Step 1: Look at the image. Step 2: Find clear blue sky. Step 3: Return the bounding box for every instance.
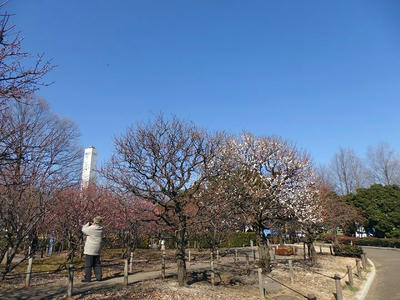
[8,0,400,166]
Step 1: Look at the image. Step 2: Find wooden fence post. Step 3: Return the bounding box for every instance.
[329,246,333,255]
[129,252,134,273]
[25,257,33,287]
[347,265,354,287]
[319,245,322,254]
[258,268,264,298]
[361,253,367,270]
[271,247,276,261]
[216,249,219,261]
[303,243,306,260]
[67,264,74,298]
[356,259,362,277]
[124,259,128,286]
[188,250,191,262]
[288,260,294,283]
[250,240,254,248]
[253,247,257,261]
[245,253,250,275]
[161,250,166,279]
[210,252,215,286]
[334,274,342,300]
[235,249,238,262]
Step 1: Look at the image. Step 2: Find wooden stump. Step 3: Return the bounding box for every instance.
[334,274,342,300]
[347,265,353,287]
[25,257,33,288]
[67,264,74,298]
[124,259,128,286]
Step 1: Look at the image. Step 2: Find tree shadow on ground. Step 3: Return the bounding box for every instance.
[186,271,209,285]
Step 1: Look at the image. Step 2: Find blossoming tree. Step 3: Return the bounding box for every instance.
[218,133,320,272]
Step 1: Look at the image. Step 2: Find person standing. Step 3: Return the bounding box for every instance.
[81,216,103,282]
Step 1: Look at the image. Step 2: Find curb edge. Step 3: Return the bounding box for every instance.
[354,258,375,300]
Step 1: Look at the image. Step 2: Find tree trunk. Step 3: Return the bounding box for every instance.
[333,229,339,245]
[2,246,17,280]
[212,228,217,257]
[256,228,271,273]
[278,230,284,246]
[176,225,187,286]
[307,242,317,265]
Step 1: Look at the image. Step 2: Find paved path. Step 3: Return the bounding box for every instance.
[0,262,215,300]
[363,247,400,300]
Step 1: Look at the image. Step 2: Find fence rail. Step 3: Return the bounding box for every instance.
[1,245,369,299]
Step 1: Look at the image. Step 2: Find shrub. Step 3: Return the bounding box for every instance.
[354,237,400,248]
[386,229,400,239]
[320,234,360,245]
[268,235,280,244]
[220,232,256,248]
[187,232,257,249]
[333,245,363,258]
[137,237,150,249]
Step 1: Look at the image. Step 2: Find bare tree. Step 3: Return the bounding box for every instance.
[366,142,400,186]
[315,164,335,189]
[0,97,81,278]
[104,115,224,286]
[330,148,367,195]
[0,2,53,105]
[319,185,364,244]
[193,176,247,256]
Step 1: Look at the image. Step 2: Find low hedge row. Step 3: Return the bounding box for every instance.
[220,232,256,248]
[186,232,257,249]
[354,237,400,248]
[333,245,363,258]
[320,234,360,245]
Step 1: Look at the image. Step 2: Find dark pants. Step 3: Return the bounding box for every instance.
[85,255,102,281]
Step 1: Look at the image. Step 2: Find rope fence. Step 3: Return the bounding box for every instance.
[262,271,311,299]
[1,246,370,300]
[205,246,368,300]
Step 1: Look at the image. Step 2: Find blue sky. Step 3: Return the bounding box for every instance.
[8,0,400,166]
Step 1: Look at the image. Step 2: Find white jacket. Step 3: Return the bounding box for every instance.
[82,223,103,255]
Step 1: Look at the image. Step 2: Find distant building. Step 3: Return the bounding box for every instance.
[355,225,367,238]
[81,146,97,188]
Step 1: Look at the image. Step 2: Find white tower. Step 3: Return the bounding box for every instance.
[81,146,98,188]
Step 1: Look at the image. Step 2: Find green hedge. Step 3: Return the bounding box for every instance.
[386,229,400,239]
[354,237,400,248]
[137,237,151,249]
[220,232,256,248]
[319,234,359,245]
[187,232,256,249]
[333,245,363,258]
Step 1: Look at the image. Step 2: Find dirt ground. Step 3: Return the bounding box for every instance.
[1,246,369,300]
